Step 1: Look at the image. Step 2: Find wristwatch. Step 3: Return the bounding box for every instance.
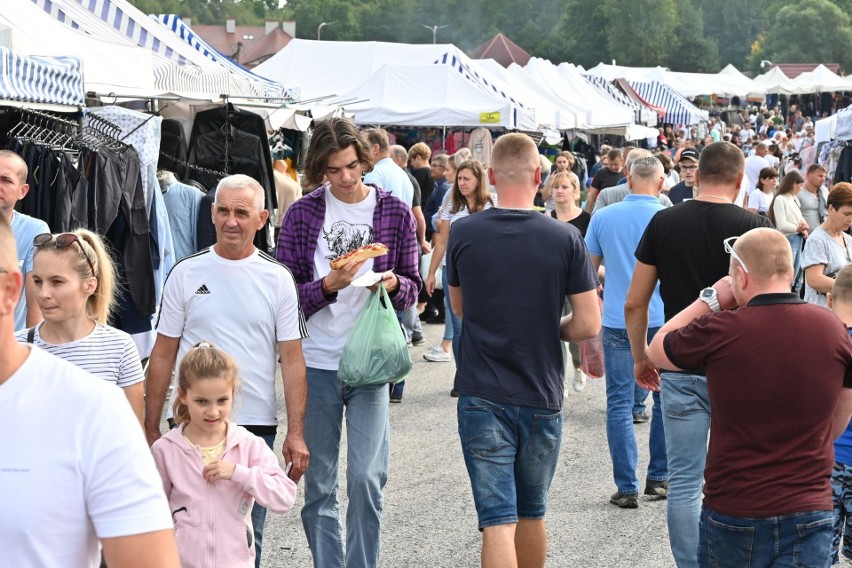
[699,287,721,312]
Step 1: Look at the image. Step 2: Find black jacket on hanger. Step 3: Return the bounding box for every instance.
[158,118,187,179]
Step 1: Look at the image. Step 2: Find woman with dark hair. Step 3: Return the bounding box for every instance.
[802,183,852,307]
[423,160,494,383]
[769,171,808,285]
[747,167,778,215]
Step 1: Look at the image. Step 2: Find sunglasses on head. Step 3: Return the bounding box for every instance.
[33,233,96,276]
[723,236,749,274]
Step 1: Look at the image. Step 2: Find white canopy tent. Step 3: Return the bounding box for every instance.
[585,63,659,83]
[794,64,852,93]
[0,0,160,97]
[652,68,757,99]
[518,59,636,130]
[333,63,529,129]
[255,39,460,102]
[474,58,568,130]
[31,0,276,99]
[548,62,636,127]
[753,67,804,95]
[717,64,765,99]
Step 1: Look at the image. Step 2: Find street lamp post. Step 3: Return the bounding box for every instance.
[422,24,449,44]
[318,21,336,40]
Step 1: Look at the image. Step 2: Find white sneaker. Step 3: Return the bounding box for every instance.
[423,346,452,362]
[572,368,587,392]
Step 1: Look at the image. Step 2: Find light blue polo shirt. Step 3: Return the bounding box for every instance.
[11,210,50,331]
[585,194,665,329]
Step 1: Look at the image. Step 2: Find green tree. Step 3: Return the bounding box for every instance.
[602,0,677,67]
[757,0,852,72]
[285,0,362,40]
[553,0,611,69]
[670,0,719,72]
[702,0,769,70]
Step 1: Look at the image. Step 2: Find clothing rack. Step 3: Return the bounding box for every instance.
[159,151,228,180]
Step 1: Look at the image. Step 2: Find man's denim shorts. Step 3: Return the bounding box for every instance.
[457,395,563,529]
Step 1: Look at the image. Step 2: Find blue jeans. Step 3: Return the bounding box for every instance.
[250,433,276,568]
[457,396,562,528]
[698,507,833,568]
[441,268,453,342]
[301,367,390,568]
[442,268,462,360]
[661,372,711,568]
[787,233,804,287]
[602,327,667,495]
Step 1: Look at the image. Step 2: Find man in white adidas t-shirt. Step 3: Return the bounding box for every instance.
[145,174,308,567]
[0,214,179,568]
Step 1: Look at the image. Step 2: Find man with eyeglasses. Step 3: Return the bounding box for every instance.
[646,227,852,568]
[668,149,699,205]
[0,150,49,331]
[625,141,773,568]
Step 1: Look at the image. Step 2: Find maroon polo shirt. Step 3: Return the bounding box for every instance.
[664,293,852,517]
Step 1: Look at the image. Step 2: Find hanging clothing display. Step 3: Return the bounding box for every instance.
[87,107,162,210]
[159,170,204,261]
[468,128,493,168]
[186,103,277,252]
[5,108,159,335]
[158,118,188,178]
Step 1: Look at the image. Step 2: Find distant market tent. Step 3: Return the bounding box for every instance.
[469,33,531,68]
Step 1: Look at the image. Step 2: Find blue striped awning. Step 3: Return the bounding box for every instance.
[31,0,289,99]
[156,14,296,101]
[628,80,707,125]
[0,47,84,106]
[436,52,529,111]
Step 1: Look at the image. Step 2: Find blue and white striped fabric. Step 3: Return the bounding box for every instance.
[156,14,296,101]
[628,80,706,125]
[436,51,529,111]
[31,0,288,99]
[0,47,84,106]
[584,76,638,111]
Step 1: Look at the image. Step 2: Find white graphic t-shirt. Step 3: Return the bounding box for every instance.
[303,187,377,369]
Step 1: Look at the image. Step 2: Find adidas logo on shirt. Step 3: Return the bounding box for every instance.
[195,285,211,295]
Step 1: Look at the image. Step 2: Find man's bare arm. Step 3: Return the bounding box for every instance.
[101,529,180,568]
[279,339,309,482]
[144,335,180,446]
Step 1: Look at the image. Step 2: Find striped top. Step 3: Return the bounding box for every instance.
[14,322,145,388]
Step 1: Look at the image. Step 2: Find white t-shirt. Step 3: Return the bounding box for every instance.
[0,346,172,568]
[744,155,770,193]
[302,187,376,369]
[14,322,144,388]
[157,247,307,425]
[747,189,774,214]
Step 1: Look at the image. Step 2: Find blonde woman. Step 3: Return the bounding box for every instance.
[15,230,145,424]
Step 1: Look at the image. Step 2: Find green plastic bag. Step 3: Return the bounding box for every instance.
[339,286,412,387]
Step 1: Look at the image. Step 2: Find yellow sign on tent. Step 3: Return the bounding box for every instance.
[479,111,501,124]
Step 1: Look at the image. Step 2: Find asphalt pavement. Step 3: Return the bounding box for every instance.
[260,321,675,567]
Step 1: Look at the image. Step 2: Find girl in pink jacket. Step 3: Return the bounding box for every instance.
[152,342,297,568]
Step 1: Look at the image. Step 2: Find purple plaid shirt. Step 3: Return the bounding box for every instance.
[276,184,421,319]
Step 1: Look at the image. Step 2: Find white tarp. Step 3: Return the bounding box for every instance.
[333,64,522,128]
[255,39,460,101]
[553,61,636,126]
[1,0,159,96]
[717,64,765,99]
[794,64,852,93]
[31,0,271,99]
[474,58,569,130]
[753,67,804,95]
[585,63,659,83]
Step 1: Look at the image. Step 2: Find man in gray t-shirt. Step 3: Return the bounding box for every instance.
[798,164,829,230]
